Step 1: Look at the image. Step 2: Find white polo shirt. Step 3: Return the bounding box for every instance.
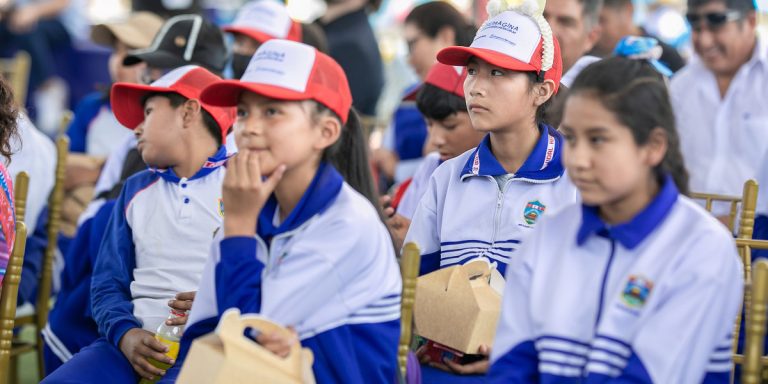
[670,38,768,216]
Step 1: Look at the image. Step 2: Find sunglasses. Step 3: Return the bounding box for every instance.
[685,10,742,30]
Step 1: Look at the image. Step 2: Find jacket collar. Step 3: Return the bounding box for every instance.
[460,124,565,183]
[577,175,679,250]
[257,162,343,242]
[150,146,230,183]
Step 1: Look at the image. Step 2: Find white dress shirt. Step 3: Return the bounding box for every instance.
[671,38,768,216]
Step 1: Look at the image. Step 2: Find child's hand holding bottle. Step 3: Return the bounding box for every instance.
[166,291,196,326]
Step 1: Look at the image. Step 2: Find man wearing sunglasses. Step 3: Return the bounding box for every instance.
[670,0,765,222]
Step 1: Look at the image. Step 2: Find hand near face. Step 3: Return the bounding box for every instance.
[222,150,286,238]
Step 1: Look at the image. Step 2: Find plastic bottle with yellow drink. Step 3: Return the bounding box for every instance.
[138,309,186,384]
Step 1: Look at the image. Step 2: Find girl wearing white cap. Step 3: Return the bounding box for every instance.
[160,40,402,383]
[403,0,578,380]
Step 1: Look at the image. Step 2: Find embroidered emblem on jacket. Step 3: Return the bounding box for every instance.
[523,200,546,225]
[621,275,653,308]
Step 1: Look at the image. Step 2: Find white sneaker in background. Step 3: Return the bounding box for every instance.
[34,77,68,136]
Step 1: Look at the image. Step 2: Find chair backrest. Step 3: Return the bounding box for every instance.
[0,51,30,107]
[0,221,28,384]
[732,239,768,381]
[690,180,758,239]
[742,258,768,384]
[737,180,758,240]
[398,242,421,381]
[34,134,68,346]
[13,172,29,224]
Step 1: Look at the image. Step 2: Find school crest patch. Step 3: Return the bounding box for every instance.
[523,200,546,225]
[621,275,653,308]
[218,198,225,218]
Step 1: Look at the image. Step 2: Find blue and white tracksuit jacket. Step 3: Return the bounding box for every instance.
[397,152,441,220]
[42,199,116,373]
[404,124,579,277]
[161,163,402,383]
[489,176,743,383]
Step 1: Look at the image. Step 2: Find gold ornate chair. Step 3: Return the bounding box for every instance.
[690,179,758,239]
[0,51,30,107]
[11,130,69,379]
[741,258,768,384]
[13,172,28,224]
[0,221,28,384]
[732,239,768,384]
[398,242,421,382]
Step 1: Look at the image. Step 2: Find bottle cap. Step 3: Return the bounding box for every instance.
[171,309,188,317]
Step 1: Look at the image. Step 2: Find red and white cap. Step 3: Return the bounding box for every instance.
[201,40,352,123]
[223,0,302,44]
[111,65,236,141]
[437,6,562,93]
[404,63,467,101]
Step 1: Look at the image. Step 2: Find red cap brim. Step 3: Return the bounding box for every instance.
[223,26,275,44]
[437,46,537,72]
[201,80,311,107]
[402,85,422,102]
[111,82,176,129]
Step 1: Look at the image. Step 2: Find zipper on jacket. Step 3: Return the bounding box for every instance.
[595,239,617,328]
[488,178,514,251]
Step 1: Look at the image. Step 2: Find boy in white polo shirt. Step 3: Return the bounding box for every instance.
[42,65,235,383]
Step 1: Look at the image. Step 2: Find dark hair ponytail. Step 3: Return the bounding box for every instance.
[569,57,689,195]
[314,103,380,213]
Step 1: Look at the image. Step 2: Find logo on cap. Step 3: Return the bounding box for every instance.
[482,20,520,35]
[254,50,286,63]
[472,11,540,66]
[241,40,315,93]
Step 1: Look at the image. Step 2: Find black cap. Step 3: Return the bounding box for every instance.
[123,14,228,75]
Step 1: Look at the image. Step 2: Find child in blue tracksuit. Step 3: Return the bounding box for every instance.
[42,199,115,373]
[488,56,743,383]
[42,65,236,383]
[160,39,402,383]
[386,63,486,250]
[403,0,578,380]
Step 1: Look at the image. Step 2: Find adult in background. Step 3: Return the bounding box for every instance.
[544,0,603,86]
[315,0,384,118]
[595,0,685,72]
[0,0,89,135]
[374,1,476,189]
[67,11,164,157]
[670,0,765,221]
